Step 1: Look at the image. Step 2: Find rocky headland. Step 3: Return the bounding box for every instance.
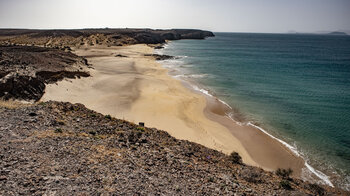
[0,28,215,48]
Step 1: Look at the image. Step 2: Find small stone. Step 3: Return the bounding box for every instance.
[0,176,7,181]
[29,112,37,116]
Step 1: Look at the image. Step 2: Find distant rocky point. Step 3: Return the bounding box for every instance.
[287,30,348,36]
[327,31,348,35]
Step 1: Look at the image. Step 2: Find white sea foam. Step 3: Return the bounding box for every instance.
[191,85,232,109]
[192,85,213,97]
[187,74,207,78]
[175,74,210,79]
[304,162,334,187]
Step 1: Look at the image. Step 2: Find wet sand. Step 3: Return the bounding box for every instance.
[41,44,305,177]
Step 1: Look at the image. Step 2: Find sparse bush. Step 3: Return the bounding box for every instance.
[105,114,112,120]
[308,183,325,195]
[136,127,145,131]
[280,180,292,190]
[229,152,242,164]
[276,168,293,179]
[38,102,46,106]
[54,128,63,133]
[90,113,96,118]
[241,168,262,183]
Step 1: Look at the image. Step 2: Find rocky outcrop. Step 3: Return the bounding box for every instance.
[0,101,346,195]
[144,54,176,60]
[172,29,215,39]
[0,45,89,101]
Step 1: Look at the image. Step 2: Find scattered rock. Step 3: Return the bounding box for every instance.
[115,54,128,58]
[144,54,175,60]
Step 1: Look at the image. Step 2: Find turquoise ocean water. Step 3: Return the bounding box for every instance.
[158,33,350,189]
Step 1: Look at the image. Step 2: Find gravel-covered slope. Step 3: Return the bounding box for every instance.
[0,101,346,195]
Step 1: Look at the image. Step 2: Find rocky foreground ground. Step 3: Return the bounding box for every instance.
[0,101,347,195]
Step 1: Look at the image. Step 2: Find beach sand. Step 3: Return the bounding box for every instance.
[41,44,305,176]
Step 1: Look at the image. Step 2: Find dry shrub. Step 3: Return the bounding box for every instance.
[0,99,30,109]
[241,167,263,183]
[307,183,325,195]
[229,152,242,164]
[276,168,293,179]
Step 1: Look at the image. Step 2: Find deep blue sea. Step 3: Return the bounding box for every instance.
[158,33,350,189]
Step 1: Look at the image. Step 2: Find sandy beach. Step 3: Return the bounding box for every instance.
[41,44,305,176]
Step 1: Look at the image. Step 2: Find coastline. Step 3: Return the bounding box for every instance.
[158,41,336,187]
[42,44,309,180]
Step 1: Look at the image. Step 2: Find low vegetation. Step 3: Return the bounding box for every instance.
[276,168,293,179]
[280,180,292,190]
[229,152,243,164]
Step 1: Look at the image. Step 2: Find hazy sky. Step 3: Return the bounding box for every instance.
[0,0,349,33]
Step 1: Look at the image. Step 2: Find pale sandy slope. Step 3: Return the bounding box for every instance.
[42,44,307,176]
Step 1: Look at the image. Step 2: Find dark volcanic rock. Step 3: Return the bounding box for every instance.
[115,54,128,58]
[0,101,346,195]
[173,29,215,39]
[0,75,45,100]
[154,45,164,49]
[144,54,176,60]
[0,45,89,101]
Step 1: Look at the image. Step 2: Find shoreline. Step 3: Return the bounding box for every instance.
[174,75,334,186]
[158,42,335,187]
[41,44,329,184]
[174,77,306,176]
